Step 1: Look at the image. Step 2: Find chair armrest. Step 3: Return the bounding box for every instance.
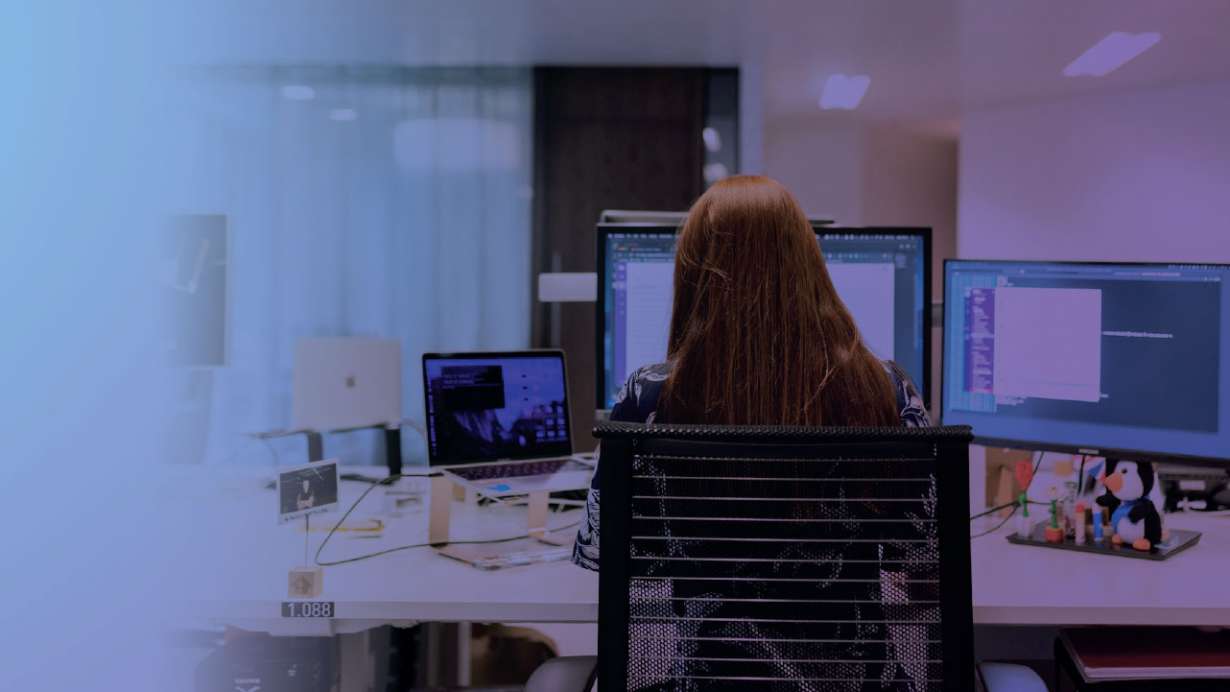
[526,655,598,692]
[977,662,1047,692]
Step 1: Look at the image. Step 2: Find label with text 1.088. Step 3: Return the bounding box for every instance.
[281,601,334,618]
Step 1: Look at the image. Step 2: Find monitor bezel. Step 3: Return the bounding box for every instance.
[595,224,933,411]
[940,258,1230,467]
[421,349,573,467]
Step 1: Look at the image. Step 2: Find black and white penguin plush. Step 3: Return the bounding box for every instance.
[1097,459,1164,551]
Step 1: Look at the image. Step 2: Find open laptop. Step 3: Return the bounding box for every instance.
[421,350,593,497]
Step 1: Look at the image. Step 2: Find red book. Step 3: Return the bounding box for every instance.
[1062,627,1230,681]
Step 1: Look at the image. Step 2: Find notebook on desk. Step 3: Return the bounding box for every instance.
[1061,627,1230,681]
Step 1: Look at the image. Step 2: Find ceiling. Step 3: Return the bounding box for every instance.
[184,0,1230,125]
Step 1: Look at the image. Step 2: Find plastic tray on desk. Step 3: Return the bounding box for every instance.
[1006,524,1202,561]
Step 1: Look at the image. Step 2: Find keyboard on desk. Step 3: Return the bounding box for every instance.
[446,458,586,482]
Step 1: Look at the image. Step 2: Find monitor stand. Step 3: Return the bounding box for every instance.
[427,480,572,547]
[527,491,571,546]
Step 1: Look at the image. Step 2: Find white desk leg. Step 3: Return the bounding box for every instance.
[456,622,472,687]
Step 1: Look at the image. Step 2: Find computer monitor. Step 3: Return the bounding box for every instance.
[942,260,1230,465]
[596,225,931,409]
[422,351,573,466]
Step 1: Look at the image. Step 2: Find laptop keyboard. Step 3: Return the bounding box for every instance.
[448,458,585,482]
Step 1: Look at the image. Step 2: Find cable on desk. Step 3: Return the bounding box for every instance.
[971,451,1050,539]
[314,474,583,567]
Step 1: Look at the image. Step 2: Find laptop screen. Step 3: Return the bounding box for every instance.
[422,352,572,465]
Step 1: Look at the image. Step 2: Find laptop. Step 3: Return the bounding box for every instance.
[421,350,593,497]
[292,337,401,432]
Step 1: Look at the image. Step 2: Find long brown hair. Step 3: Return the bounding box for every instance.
[659,175,899,426]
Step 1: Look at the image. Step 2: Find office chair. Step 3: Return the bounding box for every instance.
[528,422,1045,692]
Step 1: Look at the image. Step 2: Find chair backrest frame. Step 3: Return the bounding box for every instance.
[596,422,974,691]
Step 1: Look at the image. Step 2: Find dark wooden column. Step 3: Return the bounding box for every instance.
[531,67,709,449]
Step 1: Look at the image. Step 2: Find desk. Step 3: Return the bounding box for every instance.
[180,467,1230,636]
[178,467,597,637]
[971,512,1230,626]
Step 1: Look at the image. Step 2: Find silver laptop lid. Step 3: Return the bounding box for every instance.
[292,337,402,432]
[422,350,573,466]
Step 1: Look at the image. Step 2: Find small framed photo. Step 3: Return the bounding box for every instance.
[277,460,340,523]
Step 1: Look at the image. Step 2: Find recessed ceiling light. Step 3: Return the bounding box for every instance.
[1063,32,1161,77]
[281,84,316,101]
[329,108,358,122]
[819,74,871,110]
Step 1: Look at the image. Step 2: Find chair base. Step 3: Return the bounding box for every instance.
[978,662,1048,692]
[525,655,597,692]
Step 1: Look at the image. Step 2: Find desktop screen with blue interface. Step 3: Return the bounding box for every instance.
[598,229,929,409]
[423,354,571,464]
[942,261,1229,462]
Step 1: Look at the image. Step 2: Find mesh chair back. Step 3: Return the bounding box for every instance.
[595,423,973,692]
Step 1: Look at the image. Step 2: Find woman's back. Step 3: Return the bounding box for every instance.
[572,359,929,570]
[572,175,931,571]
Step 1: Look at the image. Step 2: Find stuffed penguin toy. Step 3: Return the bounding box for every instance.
[1096,460,1163,551]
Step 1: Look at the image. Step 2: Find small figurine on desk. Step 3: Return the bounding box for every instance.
[1097,459,1163,552]
[1074,501,1088,544]
[1014,491,1032,538]
[1013,460,1035,538]
[1044,489,1064,544]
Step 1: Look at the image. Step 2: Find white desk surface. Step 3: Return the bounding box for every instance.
[181,465,1230,635]
[179,466,598,636]
[971,510,1230,627]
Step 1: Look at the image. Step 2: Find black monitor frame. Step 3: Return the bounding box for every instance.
[595,224,933,410]
[940,258,1230,468]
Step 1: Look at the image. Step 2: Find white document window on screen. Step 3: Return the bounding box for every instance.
[991,287,1103,403]
[624,261,674,371]
[828,262,896,361]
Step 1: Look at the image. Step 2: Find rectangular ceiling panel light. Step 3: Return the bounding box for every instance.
[1063,32,1161,77]
[819,74,871,110]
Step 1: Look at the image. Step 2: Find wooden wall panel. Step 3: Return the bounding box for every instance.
[532,67,708,449]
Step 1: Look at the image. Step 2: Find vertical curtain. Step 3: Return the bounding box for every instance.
[176,67,533,466]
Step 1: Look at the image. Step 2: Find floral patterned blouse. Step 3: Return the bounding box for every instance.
[572,360,931,570]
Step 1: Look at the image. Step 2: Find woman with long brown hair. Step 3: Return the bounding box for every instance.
[573,175,928,570]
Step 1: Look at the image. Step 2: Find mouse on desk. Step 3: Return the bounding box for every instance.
[1098,459,1164,552]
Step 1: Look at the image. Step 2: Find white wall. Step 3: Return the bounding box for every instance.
[764,117,957,292]
[959,79,1230,263]
[764,116,958,413]
[763,116,866,223]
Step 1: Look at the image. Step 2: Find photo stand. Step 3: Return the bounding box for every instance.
[1007,523,1202,561]
[288,514,324,598]
[278,460,339,597]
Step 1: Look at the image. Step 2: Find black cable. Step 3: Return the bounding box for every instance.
[314,474,582,567]
[970,451,1047,539]
[971,504,1017,540]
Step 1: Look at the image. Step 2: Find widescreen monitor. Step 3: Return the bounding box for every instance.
[942,260,1230,465]
[596,226,931,409]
